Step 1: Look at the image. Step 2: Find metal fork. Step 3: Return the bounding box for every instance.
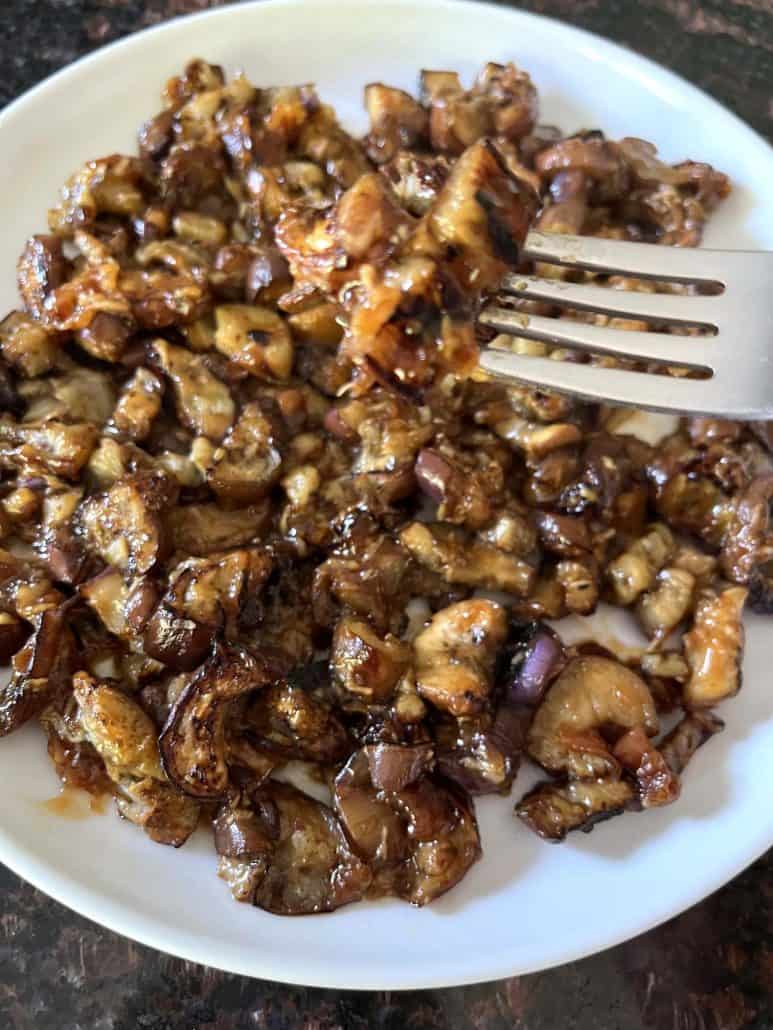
[478,231,773,419]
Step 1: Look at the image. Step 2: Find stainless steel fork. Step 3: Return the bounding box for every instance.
[478,231,773,419]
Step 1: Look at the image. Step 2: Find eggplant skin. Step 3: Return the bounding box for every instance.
[333,747,481,907]
[159,645,272,800]
[0,607,74,737]
[516,778,635,842]
[217,782,372,916]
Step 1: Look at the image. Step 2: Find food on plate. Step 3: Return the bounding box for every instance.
[0,57,763,915]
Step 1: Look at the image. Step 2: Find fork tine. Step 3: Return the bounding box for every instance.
[477,348,721,414]
[498,273,722,329]
[479,304,715,370]
[522,230,727,284]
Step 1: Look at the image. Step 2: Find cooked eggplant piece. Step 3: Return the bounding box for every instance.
[150,339,235,441]
[381,150,451,215]
[73,670,163,780]
[534,512,590,558]
[114,776,200,847]
[0,606,75,736]
[414,445,504,530]
[637,566,696,644]
[434,703,527,795]
[215,794,280,901]
[19,365,116,427]
[80,568,159,642]
[0,416,99,480]
[0,548,64,619]
[720,474,773,585]
[79,469,177,575]
[17,234,67,320]
[352,396,434,476]
[516,778,635,842]
[399,521,536,596]
[394,776,480,906]
[159,645,272,799]
[413,599,508,716]
[70,674,201,847]
[365,742,435,792]
[330,616,410,703]
[213,305,293,379]
[489,415,582,463]
[244,681,350,762]
[612,725,680,808]
[109,367,164,442]
[166,501,271,556]
[75,312,133,362]
[0,311,60,377]
[142,604,214,673]
[498,621,566,708]
[215,794,278,862]
[555,559,599,615]
[334,749,409,866]
[607,524,674,605]
[44,719,112,796]
[312,527,415,633]
[144,547,271,670]
[206,403,283,504]
[474,62,539,140]
[333,748,480,904]
[421,64,538,154]
[659,709,724,774]
[237,781,372,915]
[410,138,539,291]
[527,656,659,778]
[434,621,563,795]
[683,586,747,708]
[364,83,428,164]
[640,650,689,684]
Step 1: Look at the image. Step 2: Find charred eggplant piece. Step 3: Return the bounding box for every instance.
[0,606,75,737]
[143,547,272,671]
[517,778,635,842]
[159,645,272,799]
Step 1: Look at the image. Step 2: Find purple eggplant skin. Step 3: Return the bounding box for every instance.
[498,620,566,708]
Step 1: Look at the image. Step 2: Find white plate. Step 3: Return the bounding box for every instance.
[0,0,772,991]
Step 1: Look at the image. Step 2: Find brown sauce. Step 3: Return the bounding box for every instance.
[39,784,109,820]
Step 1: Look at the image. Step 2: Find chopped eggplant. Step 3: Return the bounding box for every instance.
[517,778,635,842]
[683,586,747,708]
[527,656,659,778]
[330,616,410,703]
[159,645,272,799]
[400,522,536,596]
[413,599,508,716]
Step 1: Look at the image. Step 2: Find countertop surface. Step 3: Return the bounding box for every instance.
[0,1,771,1027]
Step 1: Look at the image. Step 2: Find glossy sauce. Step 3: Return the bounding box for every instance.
[39,785,109,820]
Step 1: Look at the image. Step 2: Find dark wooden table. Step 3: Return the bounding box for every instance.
[0,2,771,1027]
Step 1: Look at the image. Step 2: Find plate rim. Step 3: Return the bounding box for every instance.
[0,0,771,990]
